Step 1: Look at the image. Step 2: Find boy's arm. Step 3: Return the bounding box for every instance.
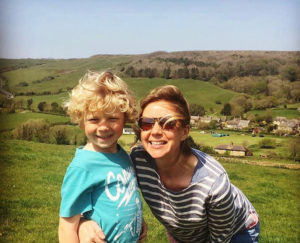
[78,219,106,243]
[59,214,81,243]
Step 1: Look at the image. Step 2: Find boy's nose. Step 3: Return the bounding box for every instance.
[97,121,110,131]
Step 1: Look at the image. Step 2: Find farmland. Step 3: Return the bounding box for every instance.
[0,138,299,242]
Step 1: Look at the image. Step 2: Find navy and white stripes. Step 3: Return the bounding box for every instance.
[131,147,257,243]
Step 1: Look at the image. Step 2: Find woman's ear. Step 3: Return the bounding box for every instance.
[180,125,190,141]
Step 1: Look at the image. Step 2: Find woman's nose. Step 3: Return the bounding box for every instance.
[151,121,163,134]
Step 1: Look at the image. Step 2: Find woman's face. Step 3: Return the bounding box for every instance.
[140,100,189,161]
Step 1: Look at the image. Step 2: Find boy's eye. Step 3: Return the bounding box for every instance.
[109,117,119,121]
[88,118,98,122]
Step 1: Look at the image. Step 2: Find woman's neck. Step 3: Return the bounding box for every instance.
[155,151,198,191]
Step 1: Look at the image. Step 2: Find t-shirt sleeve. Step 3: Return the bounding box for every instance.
[59,166,93,217]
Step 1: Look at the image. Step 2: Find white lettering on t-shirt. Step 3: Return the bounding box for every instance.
[105,168,138,208]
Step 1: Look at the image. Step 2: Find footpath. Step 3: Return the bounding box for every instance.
[217,156,300,170]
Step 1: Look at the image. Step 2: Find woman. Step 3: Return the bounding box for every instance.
[79,85,259,243]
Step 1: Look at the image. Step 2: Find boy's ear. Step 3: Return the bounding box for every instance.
[79,120,85,129]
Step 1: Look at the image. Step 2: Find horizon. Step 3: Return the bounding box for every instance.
[0,0,299,59]
[0,49,300,60]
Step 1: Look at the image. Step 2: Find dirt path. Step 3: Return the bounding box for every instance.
[217,156,300,170]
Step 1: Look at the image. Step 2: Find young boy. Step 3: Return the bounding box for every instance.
[59,71,142,243]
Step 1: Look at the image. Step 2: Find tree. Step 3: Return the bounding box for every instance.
[230,94,252,112]
[221,103,231,116]
[162,67,171,79]
[289,137,300,161]
[190,104,205,116]
[51,102,59,112]
[264,109,273,123]
[38,101,47,112]
[125,66,136,77]
[281,65,298,82]
[27,98,33,109]
[190,68,199,80]
[231,105,244,117]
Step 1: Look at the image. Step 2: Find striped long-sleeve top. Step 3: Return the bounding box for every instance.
[130,146,258,243]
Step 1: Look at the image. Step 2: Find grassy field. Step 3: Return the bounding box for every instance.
[189,129,296,161]
[0,138,299,242]
[246,107,300,119]
[0,111,70,131]
[11,76,239,113]
[1,56,132,94]
[125,77,238,112]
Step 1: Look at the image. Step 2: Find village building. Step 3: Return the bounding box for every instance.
[225,118,250,130]
[273,117,300,135]
[123,128,135,135]
[214,143,252,157]
[190,115,201,126]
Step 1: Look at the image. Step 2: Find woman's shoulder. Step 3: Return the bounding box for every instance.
[192,148,227,176]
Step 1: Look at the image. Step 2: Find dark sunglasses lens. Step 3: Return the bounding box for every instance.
[139,118,154,131]
[161,120,177,130]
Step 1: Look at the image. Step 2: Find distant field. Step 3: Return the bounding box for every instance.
[126,77,238,112]
[190,130,296,162]
[0,139,299,242]
[14,92,69,108]
[11,77,239,112]
[0,111,70,131]
[247,107,300,119]
[1,56,131,94]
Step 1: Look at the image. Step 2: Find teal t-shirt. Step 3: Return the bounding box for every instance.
[60,146,142,243]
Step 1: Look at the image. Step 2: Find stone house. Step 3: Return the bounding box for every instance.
[226,119,250,130]
[214,144,252,157]
[273,117,300,135]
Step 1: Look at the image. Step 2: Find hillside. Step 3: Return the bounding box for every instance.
[0,51,299,116]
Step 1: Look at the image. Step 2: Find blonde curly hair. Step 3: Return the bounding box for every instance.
[64,71,137,127]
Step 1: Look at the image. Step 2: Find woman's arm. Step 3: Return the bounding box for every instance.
[139,218,148,242]
[78,218,148,243]
[59,214,81,243]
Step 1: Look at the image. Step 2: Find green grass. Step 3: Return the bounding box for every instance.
[0,111,70,131]
[13,77,238,112]
[190,130,296,161]
[0,139,299,242]
[14,92,69,109]
[126,77,238,112]
[2,56,131,94]
[246,108,300,119]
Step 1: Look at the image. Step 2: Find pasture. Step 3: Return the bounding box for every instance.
[246,107,300,119]
[189,130,296,162]
[12,76,239,113]
[0,137,299,242]
[0,111,70,131]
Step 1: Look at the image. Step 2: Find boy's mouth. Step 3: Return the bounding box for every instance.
[96,134,113,139]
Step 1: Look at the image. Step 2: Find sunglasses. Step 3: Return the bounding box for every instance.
[138,116,185,131]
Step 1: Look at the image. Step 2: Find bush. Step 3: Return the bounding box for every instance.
[50,126,69,145]
[187,136,201,150]
[13,119,50,143]
[200,145,216,154]
[258,138,276,148]
[38,101,47,112]
[74,132,87,145]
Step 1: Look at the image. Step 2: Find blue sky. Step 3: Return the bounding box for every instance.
[0,0,299,59]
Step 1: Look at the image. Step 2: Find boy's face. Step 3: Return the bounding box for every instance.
[83,109,125,153]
